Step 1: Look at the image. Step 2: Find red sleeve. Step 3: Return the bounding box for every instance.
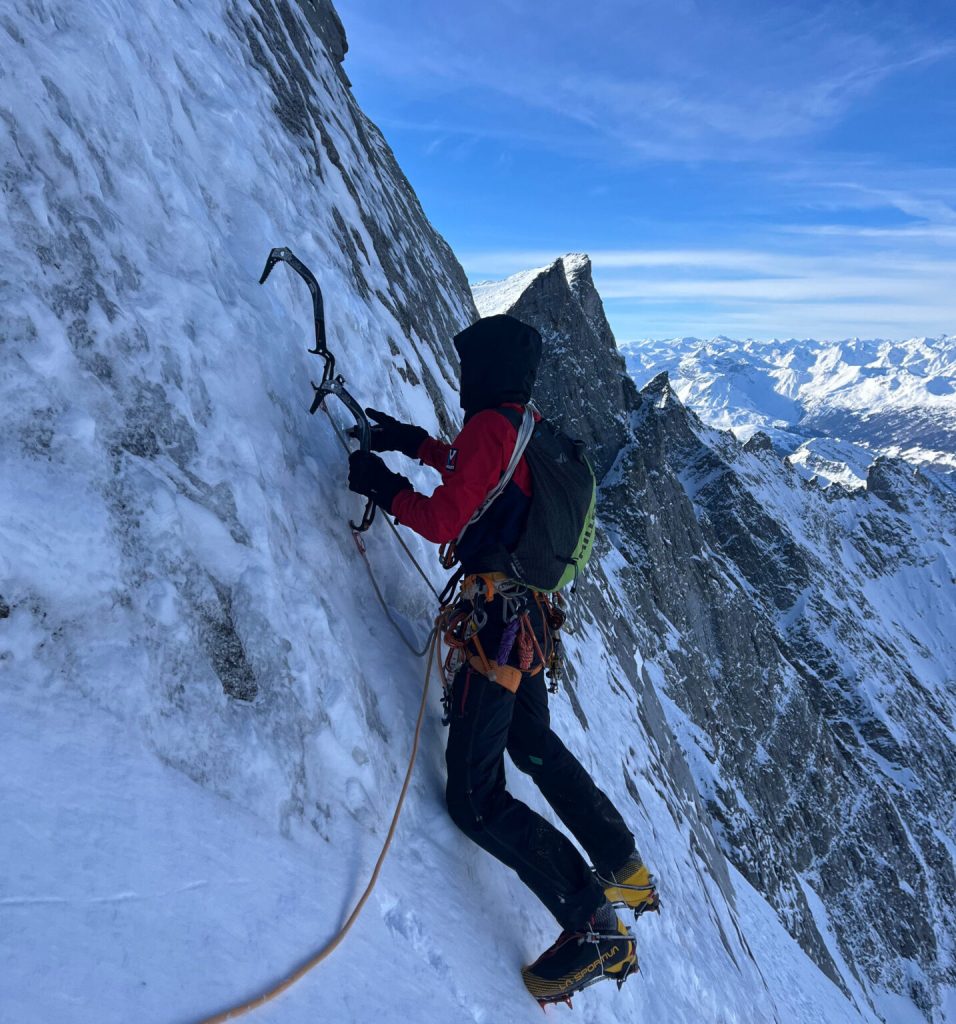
[391,411,517,543]
[417,436,453,473]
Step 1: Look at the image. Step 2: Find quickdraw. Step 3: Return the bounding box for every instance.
[259,246,375,532]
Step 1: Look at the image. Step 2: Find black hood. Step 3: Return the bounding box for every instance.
[453,314,543,415]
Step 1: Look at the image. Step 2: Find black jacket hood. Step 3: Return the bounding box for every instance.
[453,314,543,416]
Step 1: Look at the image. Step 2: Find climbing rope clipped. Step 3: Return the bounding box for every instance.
[193,624,440,1024]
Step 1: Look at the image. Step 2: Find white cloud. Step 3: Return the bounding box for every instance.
[461,244,956,340]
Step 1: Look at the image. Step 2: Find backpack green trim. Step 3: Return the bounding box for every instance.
[493,408,597,592]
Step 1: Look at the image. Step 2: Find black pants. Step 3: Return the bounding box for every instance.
[445,640,634,931]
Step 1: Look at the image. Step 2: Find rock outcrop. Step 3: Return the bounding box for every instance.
[474,255,638,479]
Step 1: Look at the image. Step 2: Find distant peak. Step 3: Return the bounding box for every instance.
[472,254,593,317]
[742,431,774,454]
[642,370,671,394]
[560,252,591,274]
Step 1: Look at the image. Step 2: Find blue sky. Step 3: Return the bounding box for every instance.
[336,1,956,341]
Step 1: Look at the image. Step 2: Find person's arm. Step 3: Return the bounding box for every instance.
[360,406,454,473]
[416,436,454,473]
[391,411,517,543]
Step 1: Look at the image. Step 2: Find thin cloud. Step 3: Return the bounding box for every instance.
[781,224,956,242]
[342,3,956,162]
[462,245,956,339]
[596,274,953,303]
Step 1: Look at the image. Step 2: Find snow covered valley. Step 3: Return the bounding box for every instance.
[2,4,954,1024]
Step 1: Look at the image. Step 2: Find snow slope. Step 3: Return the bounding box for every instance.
[0,4,930,1024]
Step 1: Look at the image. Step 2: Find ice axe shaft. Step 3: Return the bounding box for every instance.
[259,247,375,532]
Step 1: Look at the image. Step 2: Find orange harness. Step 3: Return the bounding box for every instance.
[437,574,565,713]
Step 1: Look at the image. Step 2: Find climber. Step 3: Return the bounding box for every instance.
[346,314,658,1004]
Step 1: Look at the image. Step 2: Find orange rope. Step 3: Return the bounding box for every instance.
[192,626,440,1024]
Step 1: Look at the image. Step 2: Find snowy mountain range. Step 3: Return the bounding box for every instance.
[3,4,954,1024]
[619,333,956,483]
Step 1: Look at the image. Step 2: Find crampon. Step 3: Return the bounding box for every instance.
[522,921,638,1010]
[533,955,638,1010]
[596,860,661,921]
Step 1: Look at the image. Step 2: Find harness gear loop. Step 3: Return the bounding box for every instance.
[439,540,458,572]
[470,630,494,678]
[517,617,534,671]
[435,571,568,710]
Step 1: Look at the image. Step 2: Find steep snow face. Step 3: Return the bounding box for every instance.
[1,7,944,1024]
[475,262,956,1022]
[472,263,554,318]
[621,336,956,476]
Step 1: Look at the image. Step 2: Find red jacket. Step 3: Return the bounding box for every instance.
[391,404,538,544]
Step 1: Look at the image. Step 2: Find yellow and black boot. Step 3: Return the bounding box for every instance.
[521,906,637,1007]
[599,855,661,918]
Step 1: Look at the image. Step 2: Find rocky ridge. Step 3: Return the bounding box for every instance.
[478,257,956,1021]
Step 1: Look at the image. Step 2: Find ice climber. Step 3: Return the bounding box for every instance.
[347,314,659,1004]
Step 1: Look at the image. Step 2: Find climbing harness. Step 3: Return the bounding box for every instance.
[259,246,375,532]
[436,573,568,722]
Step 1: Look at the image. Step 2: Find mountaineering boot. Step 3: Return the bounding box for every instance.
[598,855,661,918]
[521,904,637,1006]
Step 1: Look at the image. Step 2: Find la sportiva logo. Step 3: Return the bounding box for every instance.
[446,448,459,472]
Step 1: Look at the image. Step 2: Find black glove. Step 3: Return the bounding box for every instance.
[347,451,412,514]
[350,408,428,458]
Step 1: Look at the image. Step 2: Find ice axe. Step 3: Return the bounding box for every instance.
[259,247,375,532]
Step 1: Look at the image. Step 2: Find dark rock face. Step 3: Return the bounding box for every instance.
[239,0,473,432]
[866,456,917,513]
[742,430,774,454]
[294,0,349,69]
[493,262,956,1021]
[478,256,639,480]
[619,381,955,1015]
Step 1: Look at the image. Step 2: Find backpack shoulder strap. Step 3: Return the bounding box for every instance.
[455,405,535,543]
[493,406,523,431]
